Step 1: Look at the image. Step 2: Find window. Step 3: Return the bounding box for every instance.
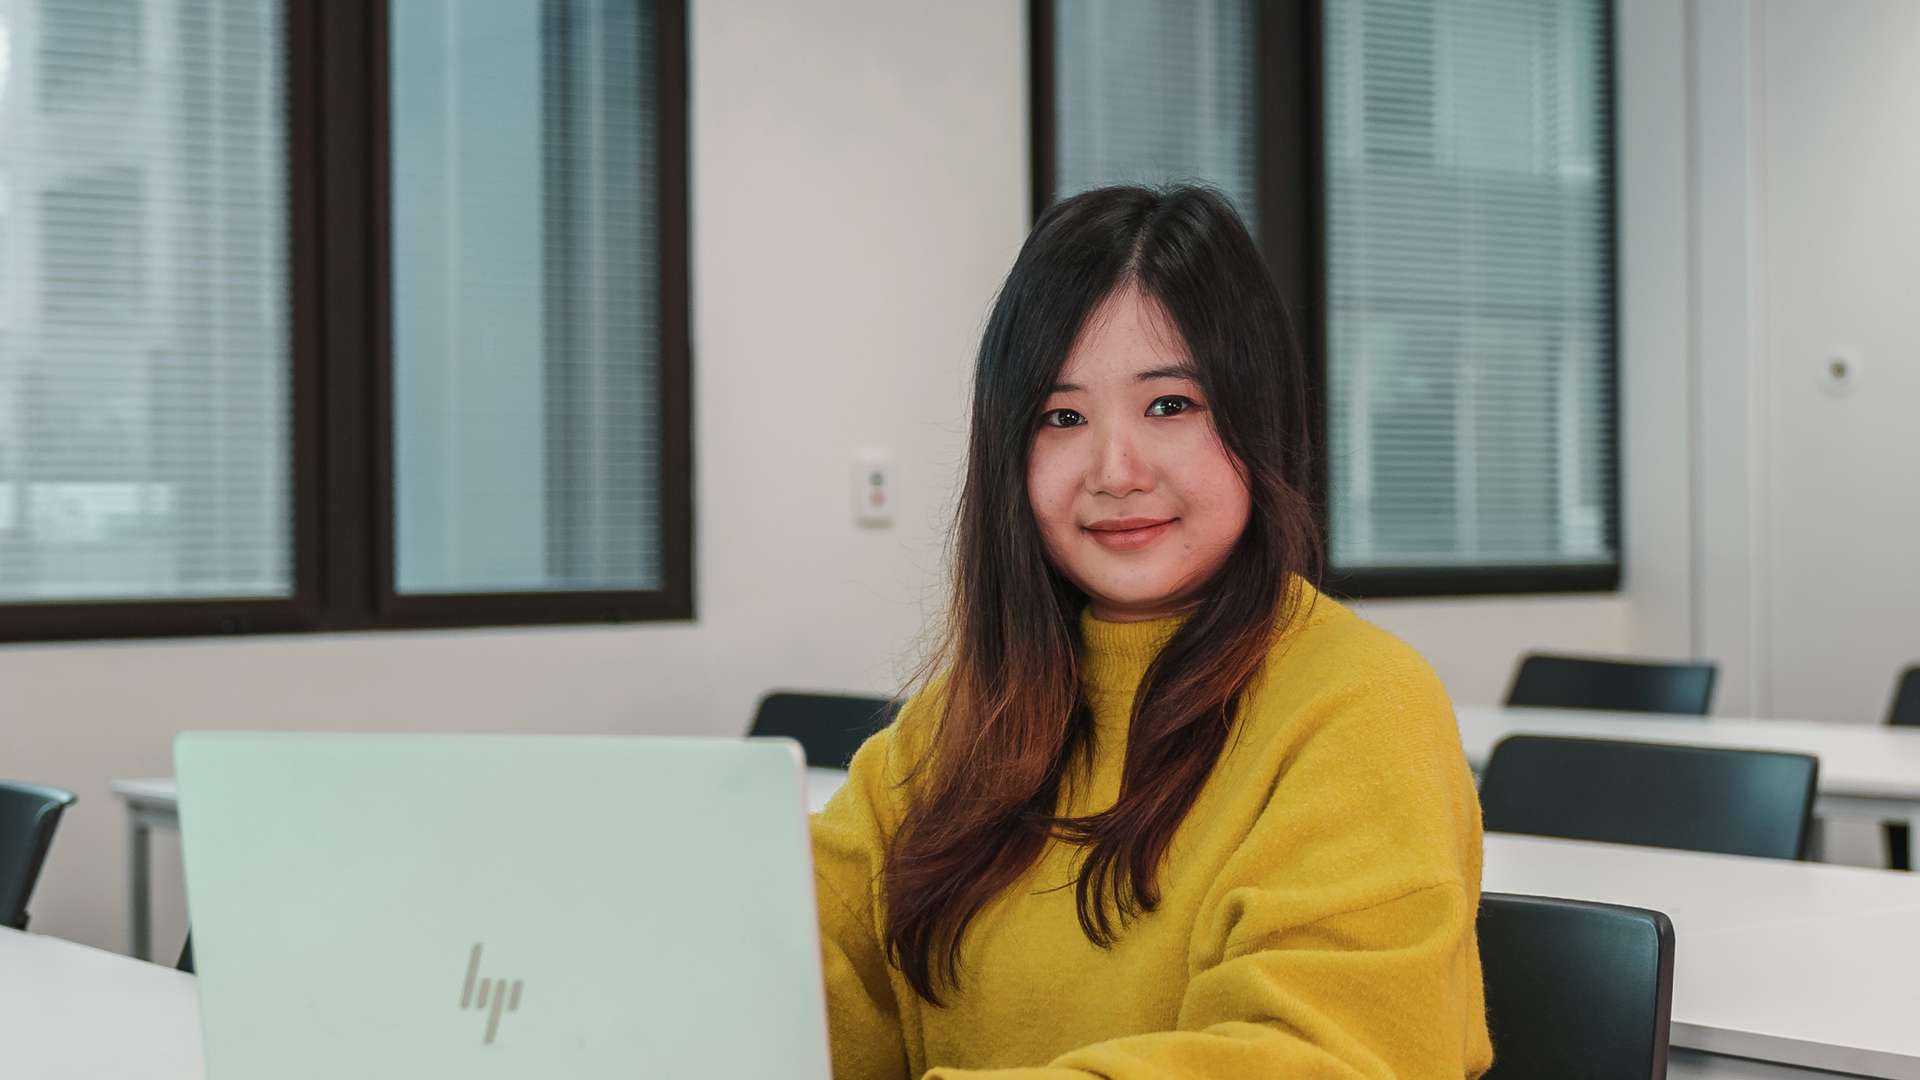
[0,0,291,607]
[1033,0,1618,596]
[1322,0,1615,591]
[390,0,665,597]
[0,0,689,642]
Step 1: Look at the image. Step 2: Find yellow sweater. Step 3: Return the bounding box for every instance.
[811,584,1493,1079]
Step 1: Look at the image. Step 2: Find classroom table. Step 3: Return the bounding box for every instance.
[1485,833,1920,1078]
[110,766,851,961]
[1,925,204,1080]
[21,827,1920,1077]
[1459,704,1920,826]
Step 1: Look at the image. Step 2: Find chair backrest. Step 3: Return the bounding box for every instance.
[748,691,899,769]
[179,933,196,974]
[1479,734,1817,860]
[1889,665,1920,728]
[1479,892,1675,1080]
[0,781,79,931]
[1506,653,1717,716]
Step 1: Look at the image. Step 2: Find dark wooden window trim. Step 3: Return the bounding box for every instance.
[1029,0,1622,601]
[0,0,693,644]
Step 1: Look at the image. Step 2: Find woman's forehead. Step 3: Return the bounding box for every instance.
[1055,286,1192,385]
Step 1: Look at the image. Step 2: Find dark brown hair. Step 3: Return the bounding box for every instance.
[883,185,1322,1004]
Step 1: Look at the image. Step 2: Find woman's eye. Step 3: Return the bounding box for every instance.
[1040,408,1085,429]
[1147,395,1195,417]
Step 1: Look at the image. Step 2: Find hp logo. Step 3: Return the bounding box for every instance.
[458,943,524,1044]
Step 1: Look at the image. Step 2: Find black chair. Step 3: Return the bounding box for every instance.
[748,691,899,769]
[0,781,78,932]
[1506,653,1718,716]
[1882,665,1920,869]
[1480,734,1818,860]
[1479,893,1675,1080]
[178,933,195,974]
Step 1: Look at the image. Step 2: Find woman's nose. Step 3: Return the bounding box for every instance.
[1087,424,1153,498]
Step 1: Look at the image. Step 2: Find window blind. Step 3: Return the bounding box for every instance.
[0,0,290,602]
[1323,0,1616,571]
[389,0,660,595]
[1050,0,1257,228]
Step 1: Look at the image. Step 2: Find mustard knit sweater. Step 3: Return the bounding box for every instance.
[810,584,1493,1079]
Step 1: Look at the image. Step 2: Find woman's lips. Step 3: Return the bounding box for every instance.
[1083,518,1176,551]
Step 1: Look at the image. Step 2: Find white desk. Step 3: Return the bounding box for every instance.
[1486,833,1920,1078]
[1460,704,1920,824]
[14,832,1919,1079]
[2,926,204,1079]
[110,767,850,962]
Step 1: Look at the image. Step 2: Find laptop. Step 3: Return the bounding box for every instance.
[175,732,833,1079]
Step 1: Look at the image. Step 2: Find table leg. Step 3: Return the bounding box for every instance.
[129,817,151,961]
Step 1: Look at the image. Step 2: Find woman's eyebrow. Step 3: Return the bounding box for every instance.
[1132,364,1201,383]
[1050,365,1202,394]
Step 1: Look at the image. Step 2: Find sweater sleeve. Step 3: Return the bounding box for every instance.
[924,647,1492,1080]
[812,716,915,1080]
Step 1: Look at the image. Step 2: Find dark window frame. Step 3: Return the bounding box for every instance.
[1030,0,1622,599]
[0,0,693,644]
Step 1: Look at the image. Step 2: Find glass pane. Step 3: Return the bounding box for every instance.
[390,0,660,595]
[1323,0,1615,570]
[1052,0,1257,229]
[0,0,291,602]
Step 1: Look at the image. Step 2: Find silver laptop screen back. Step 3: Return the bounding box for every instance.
[176,733,831,1080]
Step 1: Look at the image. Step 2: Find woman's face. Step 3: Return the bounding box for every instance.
[1026,286,1251,622]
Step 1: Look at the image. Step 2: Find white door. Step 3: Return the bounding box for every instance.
[1757,0,1920,724]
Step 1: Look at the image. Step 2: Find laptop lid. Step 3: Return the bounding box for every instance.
[175,733,831,1080]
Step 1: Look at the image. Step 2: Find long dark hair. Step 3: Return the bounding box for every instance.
[882,185,1323,1004]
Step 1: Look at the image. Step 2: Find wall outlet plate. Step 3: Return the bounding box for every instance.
[853,450,894,526]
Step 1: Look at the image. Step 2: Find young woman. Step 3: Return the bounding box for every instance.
[812,185,1492,1078]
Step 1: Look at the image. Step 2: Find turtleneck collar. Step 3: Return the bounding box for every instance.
[1074,579,1324,703]
[1078,606,1190,700]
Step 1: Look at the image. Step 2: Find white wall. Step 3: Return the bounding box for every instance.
[1,0,1706,955]
[1692,0,1768,717]
[1615,0,1700,662]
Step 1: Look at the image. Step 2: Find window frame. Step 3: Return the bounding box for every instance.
[1029,0,1621,599]
[0,0,693,644]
